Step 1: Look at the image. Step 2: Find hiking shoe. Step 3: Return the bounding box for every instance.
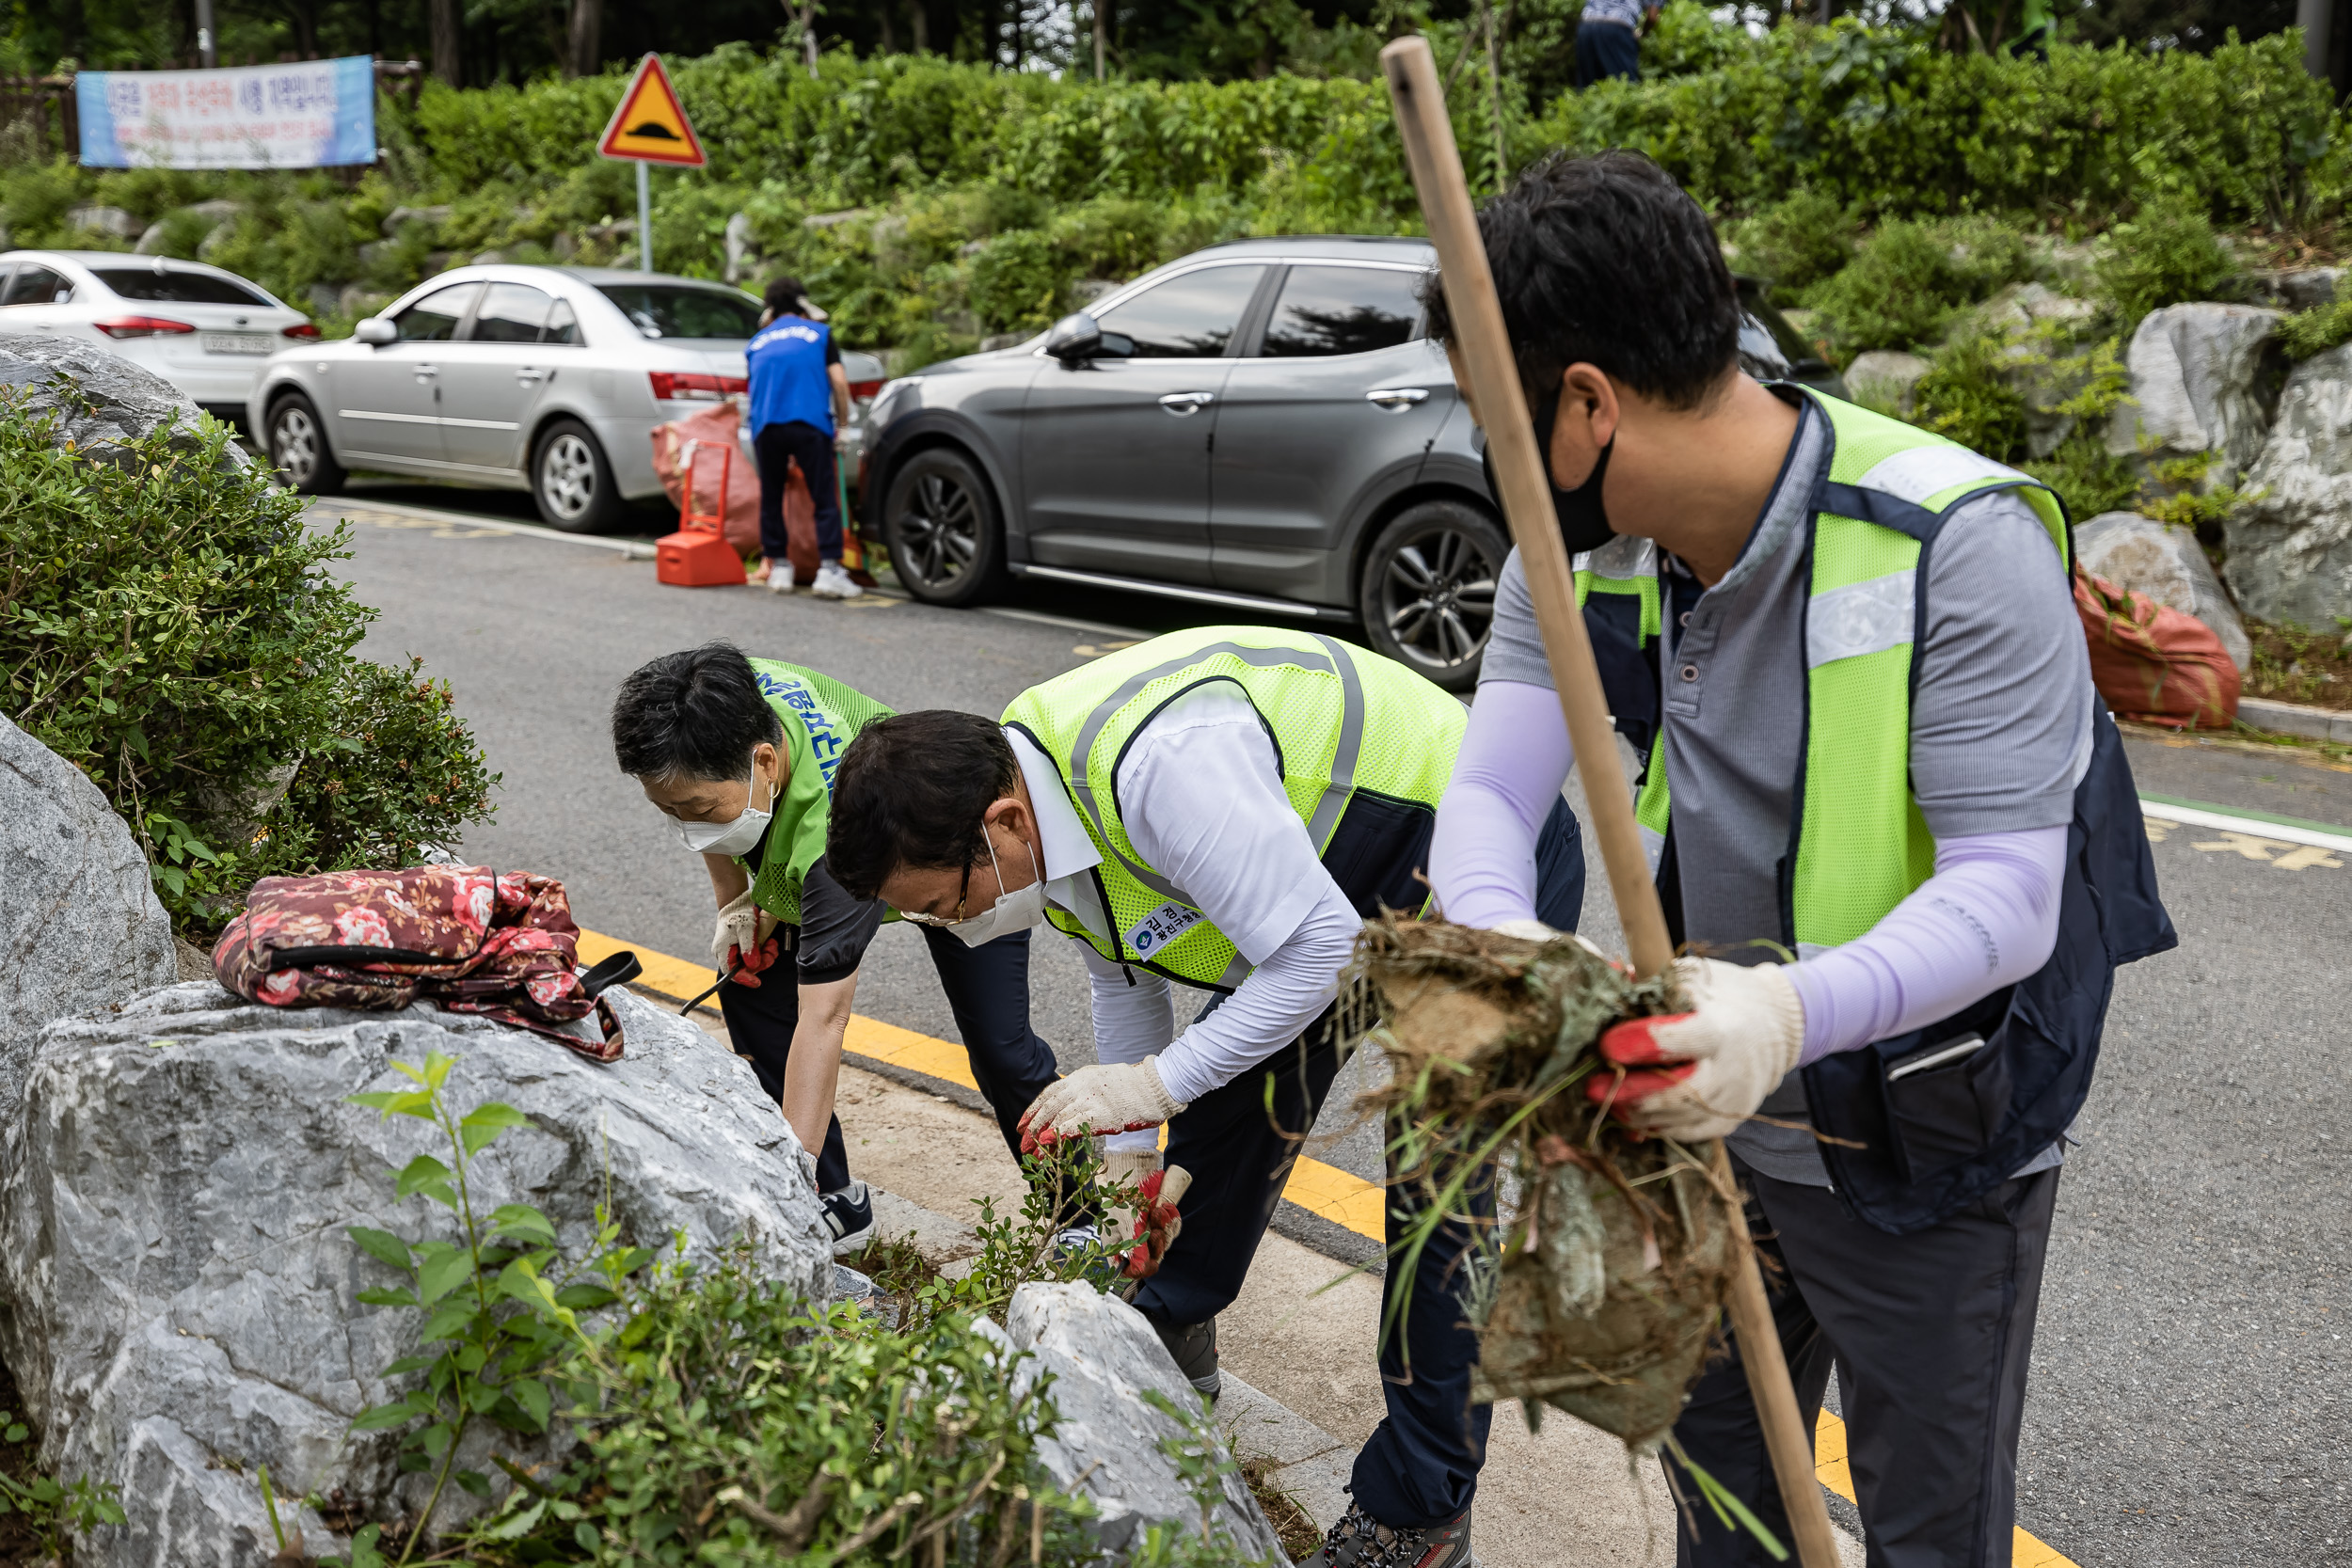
[811,561,859,599]
[1146,1313,1220,1401]
[764,558,795,593]
[1296,1498,1475,1568]
[819,1179,874,1255]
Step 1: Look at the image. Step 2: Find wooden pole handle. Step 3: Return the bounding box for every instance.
[1378,38,1840,1568]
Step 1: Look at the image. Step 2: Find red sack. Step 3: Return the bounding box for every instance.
[2074,566,2240,731]
[650,402,760,557]
[211,866,640,1062]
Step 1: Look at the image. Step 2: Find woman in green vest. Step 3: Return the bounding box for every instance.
[611,643,1067,1253]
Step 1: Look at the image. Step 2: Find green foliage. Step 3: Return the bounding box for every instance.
[1731,187,1853,295]
[0,391,495,932]
[1909,330,2030,457]
[2279,280,2352,358]
[0,1404,127,1560]
[2091,198,2239,325]
[967,230,1068,335]
[1805,217,2032,359]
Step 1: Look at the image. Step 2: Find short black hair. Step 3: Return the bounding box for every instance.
[1421,151,1740,411]
[612,643,783,784]
[763,276,809,315]
[827,710,1020,901]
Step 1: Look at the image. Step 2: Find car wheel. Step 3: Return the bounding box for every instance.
[883,446,1006,607]
[267,393,344,495]
[1358,499,1509,693]
[532,419,626,533]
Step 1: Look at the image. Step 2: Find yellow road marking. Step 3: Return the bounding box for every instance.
[583,927,2080,1567]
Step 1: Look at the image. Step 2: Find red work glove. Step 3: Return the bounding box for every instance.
[725,932,783,990]
[1583,957,1805,1142]
[1121,1166,1192,1281]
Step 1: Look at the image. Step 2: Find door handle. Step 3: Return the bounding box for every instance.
[1157,391,1216,416]
[413,365,438,381]
[1365,387,1429,411]
[516,369,546,384]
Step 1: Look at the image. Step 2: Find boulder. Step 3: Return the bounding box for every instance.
[1973,280,2096,334]
[0,982,829,1567]
[1006,1283,1283,1559]
[0,717,176,1132]
[2225,341,2352,627]
[0,333,229,469]
[2106,304,2287,485]
[67,204,140,240]
[2074,511,2253,673]
[339,284,393,319]
[305,282,341,316]
[2246,267,2345,312]
[1843,350,1931,413]
[723,212,757,286]
[380,204,453,237]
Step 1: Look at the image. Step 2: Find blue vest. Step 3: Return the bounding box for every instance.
[747,317,834,436]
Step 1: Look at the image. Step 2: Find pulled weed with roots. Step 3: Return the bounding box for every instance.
[1342,917,1785,1554]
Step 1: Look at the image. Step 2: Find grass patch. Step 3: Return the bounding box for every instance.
[1240,1455,1324,1560]
[2245,614,2352,711]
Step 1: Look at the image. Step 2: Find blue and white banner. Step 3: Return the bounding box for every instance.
[76,56,375,169]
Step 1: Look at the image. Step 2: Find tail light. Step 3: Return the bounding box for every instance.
[94,316,194,340]
[848,378,884,402]
[281,322,322,340]
[649,371,748,402]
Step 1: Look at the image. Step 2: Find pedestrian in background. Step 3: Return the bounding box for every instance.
[1574,0,1658,88]
[748,276,858,600]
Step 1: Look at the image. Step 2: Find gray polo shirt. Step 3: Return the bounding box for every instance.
[1481,400,2093,1184]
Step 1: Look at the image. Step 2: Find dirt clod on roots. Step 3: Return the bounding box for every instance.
[1346,917,1740,1449]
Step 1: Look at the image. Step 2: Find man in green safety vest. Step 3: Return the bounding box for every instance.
[825,628,1588,1568]
[1420,151,2171,1565]
[611,644,1070,1254]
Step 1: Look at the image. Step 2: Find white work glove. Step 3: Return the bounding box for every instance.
[1585,957,1805,1142]
[1492,918,1621,967]
[711,888,778,984]
[1098,1146,1163,1269]
[1019,1057,1187,1153]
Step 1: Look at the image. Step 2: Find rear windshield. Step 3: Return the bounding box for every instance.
[92,268,271,307]
[595,284,761,341]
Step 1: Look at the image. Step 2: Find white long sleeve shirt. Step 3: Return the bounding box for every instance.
[1005,685,1361,1133]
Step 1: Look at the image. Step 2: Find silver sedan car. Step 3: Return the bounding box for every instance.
[250,264,768,531]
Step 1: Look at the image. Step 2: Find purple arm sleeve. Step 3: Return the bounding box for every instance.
[1429,681,1576,929]
[1788,826,2068,1063]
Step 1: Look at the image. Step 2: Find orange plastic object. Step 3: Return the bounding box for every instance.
[679,438,731,531]
[655,528,748,587]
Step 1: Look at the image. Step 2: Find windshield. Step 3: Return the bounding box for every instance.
[595,284,761,341]
[92,268,271,307]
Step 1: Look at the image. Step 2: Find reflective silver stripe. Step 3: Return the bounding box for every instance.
[1806,569,1916,669]
[1572,533,1658,578]
[1640,823,1665,876]
[1853,445,2027,506]
[1304,633,1366,852]
[1214,949,1254,990]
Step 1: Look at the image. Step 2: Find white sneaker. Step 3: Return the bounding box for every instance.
[810,562,859,599]
[765,559,795,594]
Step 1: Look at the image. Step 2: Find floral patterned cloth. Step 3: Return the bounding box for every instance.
[212,865,625,1061]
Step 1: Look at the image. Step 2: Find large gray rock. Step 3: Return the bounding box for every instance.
[2107,304,2287,485]
[2075,511,2253,673]
[0,717,176,1132]
[2225,341,2352,627]
[67,204,140,240]
[0,982,829,1567]
[1007,1283,1282,1560]
[0,333,233,467]
[2246,267,2345,312]
[1843,350,1930,413]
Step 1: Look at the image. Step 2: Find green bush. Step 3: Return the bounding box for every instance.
[1732,188,1853,295]
[968,229,1070,334]
[2091,198,2238,325]
[0,394,495,931]
[2279,279,2352,358]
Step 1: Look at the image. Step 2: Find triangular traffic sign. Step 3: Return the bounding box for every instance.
[598,55,706,166]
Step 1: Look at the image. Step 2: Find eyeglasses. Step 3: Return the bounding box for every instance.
[897,857,974,928]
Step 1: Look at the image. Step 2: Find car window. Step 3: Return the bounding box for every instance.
[594,284,761,341]
[393,282,481,342]
[1093,264,1267,358]
[1258,265,1422,358]
[467,282,555,343]
[90,268,269,306]
[545,299,580,345]
[1,266,68,307]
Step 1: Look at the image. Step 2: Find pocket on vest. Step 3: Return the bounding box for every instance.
[1883,1032,2014,1184]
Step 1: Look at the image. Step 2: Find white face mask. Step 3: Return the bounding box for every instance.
[674,756,775,858]
[907,830,1046,946]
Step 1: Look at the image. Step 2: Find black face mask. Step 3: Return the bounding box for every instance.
[1482,389,1617,557]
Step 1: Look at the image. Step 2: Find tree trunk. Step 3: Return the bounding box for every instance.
[1091,0,1105,80]
[564,0,598,79]
[430,0,460,86]
[879,2,896,55]
[795,0,818,77]
[911,0,928,54]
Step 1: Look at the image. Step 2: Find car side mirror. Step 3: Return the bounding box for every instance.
[354,317,397,346]
[1043,311,1102,364]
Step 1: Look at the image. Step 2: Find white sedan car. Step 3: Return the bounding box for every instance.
[0,250,317,420]
[250,264,782,532]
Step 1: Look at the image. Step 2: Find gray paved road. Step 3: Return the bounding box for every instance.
[329,496,2348,1567]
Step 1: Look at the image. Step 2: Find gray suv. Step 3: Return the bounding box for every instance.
[860,236,1837,689]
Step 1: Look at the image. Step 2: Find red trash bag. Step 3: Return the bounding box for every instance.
[651,402,760,557]
[2074,566,2240,731]
[212,865,639,1061]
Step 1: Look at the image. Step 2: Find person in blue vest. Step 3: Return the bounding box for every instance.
[1418,152,2173,1567]
[747,277,857,600]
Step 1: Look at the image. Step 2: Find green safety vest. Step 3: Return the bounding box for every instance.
[1576,391,2071,952]
[741,658,895,927]
[1002,627,1468,990]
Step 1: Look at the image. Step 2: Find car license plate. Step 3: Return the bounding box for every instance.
[200,333,271,356]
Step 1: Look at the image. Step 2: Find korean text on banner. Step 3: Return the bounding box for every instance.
[75,56,375,170]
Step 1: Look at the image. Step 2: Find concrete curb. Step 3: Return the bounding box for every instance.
[313,496,660,558]
[2238,694,2352,744]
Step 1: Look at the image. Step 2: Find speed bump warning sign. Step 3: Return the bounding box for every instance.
[598,55,706,166]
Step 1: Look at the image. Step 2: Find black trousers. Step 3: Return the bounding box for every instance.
[1668,1157,2060,1568]
[1575,20,1641,87]
[1131,796,1587,1531]
[717,925,1061,1194]
[752,419,843,564]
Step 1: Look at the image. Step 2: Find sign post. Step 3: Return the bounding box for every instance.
[596,54,707,275]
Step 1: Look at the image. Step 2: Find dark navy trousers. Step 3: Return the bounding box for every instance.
[718,924,1061,1193]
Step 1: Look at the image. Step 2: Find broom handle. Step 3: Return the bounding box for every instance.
[1378,38,1842,1568]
